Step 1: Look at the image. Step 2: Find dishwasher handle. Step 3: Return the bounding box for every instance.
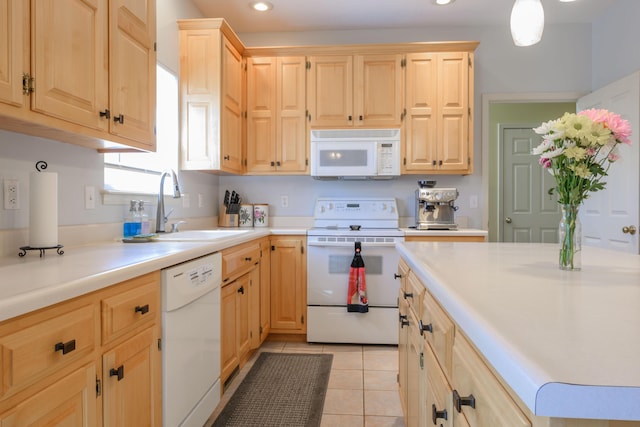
[306,240,401,248]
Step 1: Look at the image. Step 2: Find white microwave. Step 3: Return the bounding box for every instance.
[310,129,401,179]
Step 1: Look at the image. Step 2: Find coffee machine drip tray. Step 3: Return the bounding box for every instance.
[415,223,458,230]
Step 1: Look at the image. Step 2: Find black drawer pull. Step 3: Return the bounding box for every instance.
[399,314,409,328]
[403,291,413,299]
[393,273,402,279]
[245,257,252,261]
[238,286,245,295]
[419,320,433,335]
[110,365,124,381]
[99,109,110,119]
[453,389,476,412]
[432,404,447,424]
[135,304,150,315]
[113,114,124,124]
[54,339,76,355]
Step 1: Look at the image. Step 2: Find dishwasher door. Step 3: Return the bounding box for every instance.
[161,252,222,427]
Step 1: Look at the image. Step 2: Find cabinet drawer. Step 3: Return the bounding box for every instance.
[424,344,453,427]
[421,290,454,379]
[452,333,531,427]
[404,272,425,318]
[0,304,97,398]
[222,242,261,283]
[101,278,159,345]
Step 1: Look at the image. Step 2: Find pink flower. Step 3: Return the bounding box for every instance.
[579,108,632,145]
[539,157,551,168]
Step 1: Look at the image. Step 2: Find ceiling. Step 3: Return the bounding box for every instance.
[190,0,618,34]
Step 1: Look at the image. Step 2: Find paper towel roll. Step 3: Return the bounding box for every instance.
[29,172,58,247]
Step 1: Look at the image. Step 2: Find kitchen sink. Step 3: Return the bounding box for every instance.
[154,229,252,241]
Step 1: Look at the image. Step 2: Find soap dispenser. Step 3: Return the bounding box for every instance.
[123,200,141,237]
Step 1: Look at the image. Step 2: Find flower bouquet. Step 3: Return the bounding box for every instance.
[532,109,632,270]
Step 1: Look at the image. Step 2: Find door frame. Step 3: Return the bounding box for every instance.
[481,92,585,241]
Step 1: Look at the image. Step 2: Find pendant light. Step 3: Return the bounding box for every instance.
[510,0,545,47]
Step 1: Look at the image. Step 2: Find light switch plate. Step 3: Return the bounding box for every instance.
[85,186,96,209]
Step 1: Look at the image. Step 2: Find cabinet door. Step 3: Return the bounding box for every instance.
[307,55,353,127]
[404,53,437,172]
[108,0,156,148]
[270,237,306,332]
[259,238,271,343]
[221,283,239,384]
[102,327,161,427]
[246,57,277,173]
[406,310,424,427]
[437,52,469,172]
[236,273,251,359]
[356,54,403,127]
[221,37,243,173]
[0,363,98,426]
[0,0,28,110]
[276,56,308,173]
[31,0,108,131]
[397,288,409,419]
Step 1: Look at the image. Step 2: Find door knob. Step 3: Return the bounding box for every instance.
[505,217,512,224]
[622,225,637,235]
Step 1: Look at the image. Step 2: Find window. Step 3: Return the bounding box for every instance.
[104,64,179,194]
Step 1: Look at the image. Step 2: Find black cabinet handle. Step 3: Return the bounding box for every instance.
[270,161,275,167]
[394,273,402,279]
[113,114,124,124]
[403,291,413,299]
[419,320,433,335]
[453,389,476,412]
[99,109,110,119]
[224,155,230,160]
[245,257,252,261]
[110,365,124,381]
[432,404,447,424]
[238,286,245,295]
[348,115,353,121]
[135,304,150,315]
[399,314,409,328]
[359,115,363,121]
[54,339,76,355]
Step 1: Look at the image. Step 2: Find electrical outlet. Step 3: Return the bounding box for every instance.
[182,193,190,208]
[281,195,289,208]
[198,193,204,208]
[3,179,19,210]
[85,186,96,209]
[469,195,478,209]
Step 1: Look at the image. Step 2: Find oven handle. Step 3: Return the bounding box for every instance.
[307,240,401,248]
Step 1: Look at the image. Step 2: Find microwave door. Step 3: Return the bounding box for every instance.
[312,142,376,176]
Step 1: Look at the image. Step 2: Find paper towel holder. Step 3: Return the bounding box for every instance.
[18,160,64,257]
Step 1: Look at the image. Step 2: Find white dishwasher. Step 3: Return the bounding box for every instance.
[162,253,222,427]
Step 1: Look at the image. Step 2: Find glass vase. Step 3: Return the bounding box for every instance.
[558,204,582,271]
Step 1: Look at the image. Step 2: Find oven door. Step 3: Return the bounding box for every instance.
[307,237,401,307]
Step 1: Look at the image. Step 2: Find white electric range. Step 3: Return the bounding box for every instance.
[306,197,403,344]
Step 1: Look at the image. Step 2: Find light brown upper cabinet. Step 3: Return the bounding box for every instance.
[0,0,156,151]
[307,54,403,128]
[246,56,308,174]
[403,52,474,175]
[179,19,244,174]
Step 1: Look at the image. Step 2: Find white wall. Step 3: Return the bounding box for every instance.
[591,0,640,89]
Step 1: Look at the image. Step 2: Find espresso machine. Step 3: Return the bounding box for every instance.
[415,180,459,230]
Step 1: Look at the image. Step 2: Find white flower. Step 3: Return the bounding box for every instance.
[533,119,559,135]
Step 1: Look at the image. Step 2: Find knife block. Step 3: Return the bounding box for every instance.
[218,204,239,227]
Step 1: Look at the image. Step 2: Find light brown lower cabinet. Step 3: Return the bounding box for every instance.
[0,271,162,426]
[269,236,306,334]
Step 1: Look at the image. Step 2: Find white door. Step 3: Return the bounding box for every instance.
[577,72,639,254]
[500,126,560,242]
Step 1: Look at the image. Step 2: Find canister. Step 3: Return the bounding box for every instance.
[253,204,269,227]
[239,204,254,227]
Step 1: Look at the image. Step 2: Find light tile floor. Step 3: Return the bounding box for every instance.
[207,341,405,427]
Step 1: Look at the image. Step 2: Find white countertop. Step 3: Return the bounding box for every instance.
[397,242,640,421]
[0,228,299,322]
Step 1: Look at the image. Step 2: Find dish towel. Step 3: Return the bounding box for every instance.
[347,242,369,313]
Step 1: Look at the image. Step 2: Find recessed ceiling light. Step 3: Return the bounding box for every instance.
[432,0,456,5]
[250,1,273,12]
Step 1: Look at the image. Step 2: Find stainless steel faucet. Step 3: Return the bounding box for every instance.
[156,170,181,233]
